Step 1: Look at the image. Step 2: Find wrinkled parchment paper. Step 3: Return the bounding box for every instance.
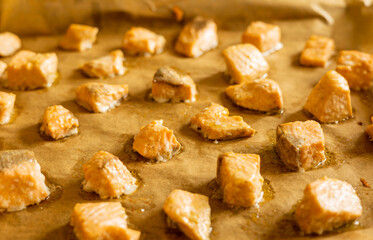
[0,0,373,239]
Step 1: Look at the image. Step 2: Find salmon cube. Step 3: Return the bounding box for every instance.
[295,177,362,235]
[300,35,335,67]
[336,50,373,90]
[175,16,218,58]
[222,44,269,84]
[304,70,352,123]
[151,66,197,103]
[0,91,15,125]
[75,82,129,113]
[6,50,58,90]
[82,151,137,199]
[276,120,326,171]
[60,24,98,52]
[71,202,141,240]
[190,103,255,140]
[241,21,281,54]
[217,152,264,207]
[0,32,21,57]
[40,105,79,140]
[0,150,50,212]
[122,27,166,56]
[163,189,211,240]
[225,78,283,112]
[81,50,126,78]
[133,120,181,161]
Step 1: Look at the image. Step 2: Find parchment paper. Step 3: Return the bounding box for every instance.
[0,0,373,239]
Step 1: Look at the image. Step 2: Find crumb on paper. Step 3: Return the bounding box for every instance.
[172,6,184,22]
[360,178,370,188]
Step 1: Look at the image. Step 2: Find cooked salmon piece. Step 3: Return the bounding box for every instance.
[190,103,255,140]
[175,16,218,58]
[40,105,79,140]
[71,202,141,240]
[6,50,58,90]
[0,32,21,57]
[225,78,283,112]
[295,176,362,235]
[82,151,138,199]
[163,189,211,240]
[151,66,197,103]
[242,21,281,54]
[0,150,50,212]
[0,91,15,125]
[81,50,127,78]
[75,82,129,113]
[276,120,325,171]
[60,24,98,52]
[336,50,373,90]
[217,152,263,207]
[300,35,335,67]
[304,70,352,123]
[133,120,181,161]
[122,27,166,56]
[223,43,269,84]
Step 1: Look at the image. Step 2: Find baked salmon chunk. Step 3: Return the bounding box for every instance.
[217,152,264,207]
[336,50,373,90]
[40,105,79,140]
[71,202,141,240]
[0,32,21,57]
[304,70,352,123]
[133,120,181,161]
[0,91,15,125]
[223,44,269,84]
[75,82,129,113]
[60,24,98,52]
[81,50,126,78]
[276,120,325,171]
[295,177,362,235]
[6,50,58,90]
[175,16,218,58]
[242,21,281,54]
[82,151,138,199]
[225,78,283,112]
[0,150,50,212]
[151,66,197,103]
[122,27,166,56]
[190,103,255,140]
[300,35,335,67]
[163,189,211,240]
